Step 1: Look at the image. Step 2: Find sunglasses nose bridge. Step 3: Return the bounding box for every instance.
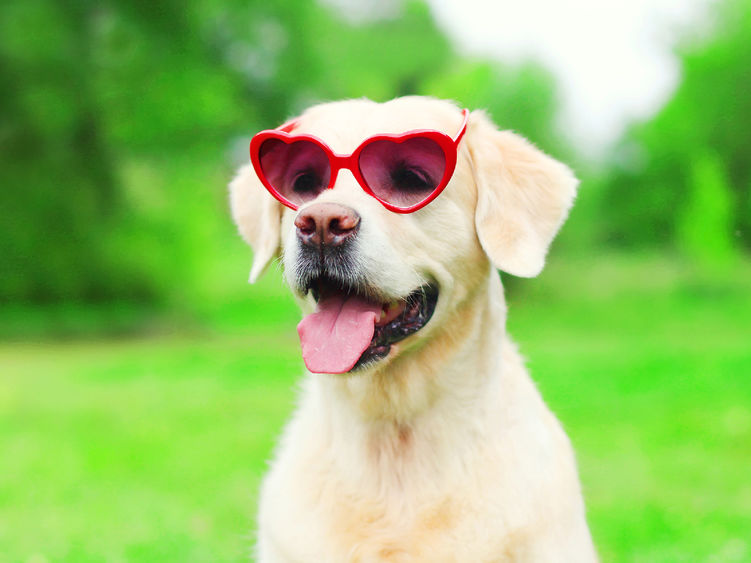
[325,161,368,196]
[326,152,357,183]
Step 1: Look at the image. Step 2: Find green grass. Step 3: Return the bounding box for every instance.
[507,255,751,562]
[2,254,750,562]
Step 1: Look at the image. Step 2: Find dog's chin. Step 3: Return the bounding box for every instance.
[302,274,439,374]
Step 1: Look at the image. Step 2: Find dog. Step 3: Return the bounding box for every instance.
[230,96,597,562]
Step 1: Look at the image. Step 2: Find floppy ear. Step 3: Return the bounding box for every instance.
[229,164,283,283]
[467,112,578,277]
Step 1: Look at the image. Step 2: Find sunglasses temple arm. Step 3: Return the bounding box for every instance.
[277,119,299,133]
[452,109,469,145]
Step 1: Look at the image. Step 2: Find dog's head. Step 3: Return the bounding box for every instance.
[230,97,577,375]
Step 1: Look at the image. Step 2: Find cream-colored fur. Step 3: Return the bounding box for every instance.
[230,97,597,562]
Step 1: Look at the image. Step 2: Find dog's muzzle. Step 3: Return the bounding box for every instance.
[291,203,438,375]
[292,203,363,294]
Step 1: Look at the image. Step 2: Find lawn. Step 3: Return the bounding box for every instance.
[2,255,750,562]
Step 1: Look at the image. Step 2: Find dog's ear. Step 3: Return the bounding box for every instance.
[229,164,283,283]
[467,111,578,277]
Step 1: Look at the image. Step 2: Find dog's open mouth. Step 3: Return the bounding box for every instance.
[296,276,439,374]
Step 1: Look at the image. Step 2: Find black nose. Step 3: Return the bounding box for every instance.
[294,203,360,247]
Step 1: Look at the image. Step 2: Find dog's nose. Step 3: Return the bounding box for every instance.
[295,203,360,247]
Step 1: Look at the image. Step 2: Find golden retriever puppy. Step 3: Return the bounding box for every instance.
[230,96,597,562]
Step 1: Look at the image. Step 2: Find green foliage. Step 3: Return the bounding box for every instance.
[312,1,453,103]
[597,0,751,255]
[676,151,738,268]
[0,0,248,303]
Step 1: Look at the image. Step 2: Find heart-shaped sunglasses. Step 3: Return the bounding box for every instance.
[249,109,469,214]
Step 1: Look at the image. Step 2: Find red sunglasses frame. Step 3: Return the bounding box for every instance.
[249,109,469,214]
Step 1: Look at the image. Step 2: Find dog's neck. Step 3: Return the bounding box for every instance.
[304,268,509,485]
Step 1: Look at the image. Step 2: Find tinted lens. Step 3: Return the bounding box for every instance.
[358,137,446,208]
[258,139,331,205]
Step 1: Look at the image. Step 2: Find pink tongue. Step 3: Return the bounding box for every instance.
[297,294,382,374]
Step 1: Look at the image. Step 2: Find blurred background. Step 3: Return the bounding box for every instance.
[1,0,749,560]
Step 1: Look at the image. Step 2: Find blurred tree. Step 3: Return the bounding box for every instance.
[676,151,738,268]
[0,0,121,302]
[313,1,453,104]
[598,0,751,255]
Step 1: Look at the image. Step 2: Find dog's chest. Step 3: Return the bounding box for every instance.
[258,426,519,562]
[263,480,511,562]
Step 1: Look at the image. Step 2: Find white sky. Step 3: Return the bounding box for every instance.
[425,0,716,150]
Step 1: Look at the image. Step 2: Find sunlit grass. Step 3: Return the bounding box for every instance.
[1,333,301,562]
[2,254,750,561]
[508,255,751,562]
